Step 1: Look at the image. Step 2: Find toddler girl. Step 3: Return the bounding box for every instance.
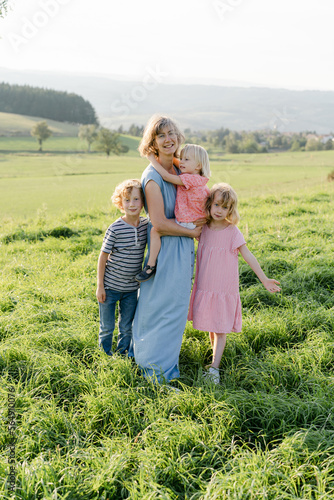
[188,183,281,384]
[135,144,210,282]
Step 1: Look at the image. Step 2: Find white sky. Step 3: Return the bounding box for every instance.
[0,0,333,90]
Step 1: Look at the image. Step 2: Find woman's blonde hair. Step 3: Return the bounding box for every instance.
[138,114,185,157]
[205,183,240,225]
[111,179,144,210]
[180,144,211,178]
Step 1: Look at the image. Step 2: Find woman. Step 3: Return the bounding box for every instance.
[132,115,202,383]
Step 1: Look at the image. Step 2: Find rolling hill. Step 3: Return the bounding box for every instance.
[0,111,80,137]
[1,68,334,133]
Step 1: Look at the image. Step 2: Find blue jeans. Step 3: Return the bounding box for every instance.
[98,288,138,356]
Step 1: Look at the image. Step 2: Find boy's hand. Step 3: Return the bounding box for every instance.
[262,279,281,293]
[96,286,106,303]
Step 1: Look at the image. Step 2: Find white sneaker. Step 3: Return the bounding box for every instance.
[203,367,220,384]
[165,384,181,393]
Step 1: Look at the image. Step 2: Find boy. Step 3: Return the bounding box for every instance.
[96,179,148,356]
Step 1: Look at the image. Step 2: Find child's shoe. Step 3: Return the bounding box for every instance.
[203,367,220,384]
[135,264,157,282]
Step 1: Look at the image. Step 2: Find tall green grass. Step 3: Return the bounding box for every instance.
[0,185,333,499]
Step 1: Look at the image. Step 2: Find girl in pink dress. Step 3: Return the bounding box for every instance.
[135,144,210,282]
[188,183,281,384]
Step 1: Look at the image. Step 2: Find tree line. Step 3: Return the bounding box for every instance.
[0,82,98,125]
[31,122,128,156]
[186,127,333,153]
[119,123,333,153]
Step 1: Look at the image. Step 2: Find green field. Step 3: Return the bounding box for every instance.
[0,134,140,154]
[0,144,334,498]
[1,149,333,217]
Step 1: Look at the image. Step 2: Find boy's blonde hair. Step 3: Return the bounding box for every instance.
[180,144,211,178]
[111,179,144,211]
[138,114,185,158]
[205,183,240,225]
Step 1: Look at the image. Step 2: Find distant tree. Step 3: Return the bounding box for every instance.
[128,124,144,137]
[240,139,259,154]
[290,140,301,152]
[96,128,122,156]
[0,83,98,124]
[31,121,52,151]
[119,144,130,154]
[78,124,98,152]
[305,138,323,151]
[208,127,230,147]
[225,133,239,153]
[325,139,333,150]
[0,0,9,17]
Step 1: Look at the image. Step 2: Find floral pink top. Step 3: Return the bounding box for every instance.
[174,174,210,223]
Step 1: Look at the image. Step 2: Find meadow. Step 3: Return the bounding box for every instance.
[0,147,333,217]
[0,146,334,499]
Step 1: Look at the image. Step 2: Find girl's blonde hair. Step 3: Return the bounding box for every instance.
[180,144,211,178]
[111,179,144,211]
[205,183,240,225]
[138,114,185,157]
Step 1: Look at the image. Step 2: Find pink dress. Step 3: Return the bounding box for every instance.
[188,224,246,333]
[175,174,210,223]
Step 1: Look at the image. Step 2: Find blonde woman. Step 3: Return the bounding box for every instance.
[132,115,202,384]
[136,144,211,282]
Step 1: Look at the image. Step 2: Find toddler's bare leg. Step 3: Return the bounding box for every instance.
[146,227,161,268]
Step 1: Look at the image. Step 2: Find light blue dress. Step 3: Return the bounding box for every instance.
[132,165,195,382]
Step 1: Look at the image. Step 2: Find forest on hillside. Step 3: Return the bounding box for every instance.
[0,83,98,125]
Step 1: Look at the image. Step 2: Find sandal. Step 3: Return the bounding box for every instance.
[135,264,157,282]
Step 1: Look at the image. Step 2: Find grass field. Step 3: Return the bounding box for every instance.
[0,144,334,498]
[0,134,140,155]
[1,149,333,217]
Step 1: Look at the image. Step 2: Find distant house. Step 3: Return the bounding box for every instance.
[320,134,334,144]
[306,133,319,141]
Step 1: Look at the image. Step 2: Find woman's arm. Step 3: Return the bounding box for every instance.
[145,180,201,238]
[239,244,281,293]
[147,153,184,186]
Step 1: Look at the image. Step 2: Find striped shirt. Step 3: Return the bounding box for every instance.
[101,216,148,291]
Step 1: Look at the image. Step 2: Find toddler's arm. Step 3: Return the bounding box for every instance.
[96,251,109,303]
[147,153,184,186]
[239,244,281,293]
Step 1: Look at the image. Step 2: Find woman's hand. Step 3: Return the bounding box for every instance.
[146,181,201,238]
[192,226,202,239]
[194,218,207,227]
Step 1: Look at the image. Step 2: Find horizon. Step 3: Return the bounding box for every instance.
[1,66,334,94]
